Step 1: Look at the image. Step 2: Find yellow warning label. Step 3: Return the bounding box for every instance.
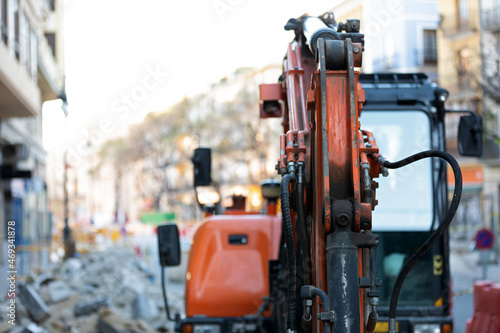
[374,322,399,332]
[433,255,443,275]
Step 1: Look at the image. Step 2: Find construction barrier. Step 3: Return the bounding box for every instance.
[465,281,500,333]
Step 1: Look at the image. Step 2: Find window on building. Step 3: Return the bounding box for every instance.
[30,28,37,79]
[383,35,395,69]
[21,13,29,72]
[45,32,55,57]
[423,30,437,64]
[458,0,469,19]
[1,0,7,45]
[13,0,19,60]
[457,48,471,89]
[50,0,55,11]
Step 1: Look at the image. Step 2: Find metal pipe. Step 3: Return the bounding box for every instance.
[365,245,379,333]
[286,44,300,131]
[326,232,361,333]
[295,48,309,135]
[302,286,332,333]
[303,16,340,54]
[311,287,331,333]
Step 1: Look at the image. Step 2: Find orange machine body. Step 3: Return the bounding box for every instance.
[185,214,282,317]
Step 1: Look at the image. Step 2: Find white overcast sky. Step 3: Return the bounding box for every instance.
[42,0,337,150]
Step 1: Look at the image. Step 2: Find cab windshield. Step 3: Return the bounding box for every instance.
[360,110,436,307]
[361,111,433,231]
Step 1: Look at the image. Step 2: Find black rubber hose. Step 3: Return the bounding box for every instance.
[385,150,462,320]
[296,164,311,287]
[310,287,331,333]
[281,173,297,331]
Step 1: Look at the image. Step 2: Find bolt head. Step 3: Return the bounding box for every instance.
[337,214,350,226]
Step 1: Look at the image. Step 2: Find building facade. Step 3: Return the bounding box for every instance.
[437,0,494,247]
[479,0,500,255]
[0,0,64,295]
[330,0,440,80]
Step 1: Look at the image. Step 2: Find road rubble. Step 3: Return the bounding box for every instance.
[0,247,184,333]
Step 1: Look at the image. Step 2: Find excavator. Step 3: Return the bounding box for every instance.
[157,12,483,333]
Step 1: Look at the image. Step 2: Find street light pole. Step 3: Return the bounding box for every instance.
[60,89,75,258]
[63,148,70,242]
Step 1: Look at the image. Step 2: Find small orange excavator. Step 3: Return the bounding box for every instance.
[158,12,482,333]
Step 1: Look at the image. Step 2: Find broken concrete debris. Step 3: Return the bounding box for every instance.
[47,280,73,303]
[17,284,51,323]
[74,296,110,317]
[131,293,159,320]
[0,247,183,332]
[97,308,157,333]
[22,322,49,333]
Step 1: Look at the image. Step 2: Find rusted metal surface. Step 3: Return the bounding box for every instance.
[259,83,283,118]
[264,14,390,332]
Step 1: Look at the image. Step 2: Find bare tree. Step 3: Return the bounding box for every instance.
[95,68,282,220]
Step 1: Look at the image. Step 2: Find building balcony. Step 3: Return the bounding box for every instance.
[440,11,479,39]
[483,6,500,32]
[0,38,40,118]
[37,34,63,102]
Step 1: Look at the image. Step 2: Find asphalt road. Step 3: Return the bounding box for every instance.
[453,293,473,333]
[450,248,500,333]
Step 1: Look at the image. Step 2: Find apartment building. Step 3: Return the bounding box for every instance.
[479,0,500,253]
[437,0,492,243]
[480,1,500,160]
[330,0,440,80]
[0,0,64,294]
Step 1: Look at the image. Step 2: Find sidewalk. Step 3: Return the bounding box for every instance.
[450,240,500,333]
[450,239,500,295]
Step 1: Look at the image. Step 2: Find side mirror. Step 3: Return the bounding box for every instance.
[261,179,280,201]
[157,224,181,267]
[458,113,482,157]
[192,148,211,187]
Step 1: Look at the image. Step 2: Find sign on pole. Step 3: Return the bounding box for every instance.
[475,228,494,250]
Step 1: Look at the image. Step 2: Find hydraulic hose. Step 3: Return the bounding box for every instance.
[281,173,297,331]
[381,150,462,331]
[296,164,311,286]
[301,286,332,333]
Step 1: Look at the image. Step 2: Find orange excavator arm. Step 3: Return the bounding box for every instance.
[261,14,382,333]
[259,13,464,333]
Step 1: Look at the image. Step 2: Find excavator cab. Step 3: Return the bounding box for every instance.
[359,73,481,333]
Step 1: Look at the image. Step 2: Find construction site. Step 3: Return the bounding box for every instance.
[1,1,500,333]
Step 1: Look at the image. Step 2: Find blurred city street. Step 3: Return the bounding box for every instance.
[0,232,498,332]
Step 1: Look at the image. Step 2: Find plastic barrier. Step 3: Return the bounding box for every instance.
[465,281,500,333]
